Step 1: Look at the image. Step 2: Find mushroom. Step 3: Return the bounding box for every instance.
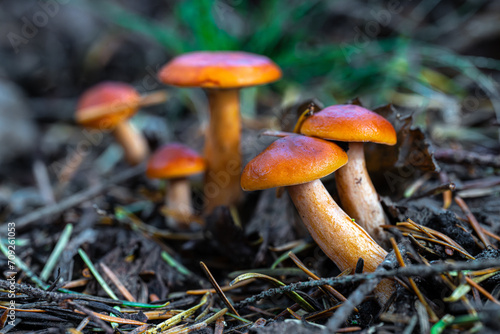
[146,143,206,228]
[300,104,397,245]
[158,51,282,212]
[76,81,167,165]
[241,135,394,303]
[241,134,388,273]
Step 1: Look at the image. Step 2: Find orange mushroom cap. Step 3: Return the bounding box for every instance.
[300,104,397,145]
[241,135,348,191]
[146,143,206,179]
[76,82,141,129]
[158,51,282,89]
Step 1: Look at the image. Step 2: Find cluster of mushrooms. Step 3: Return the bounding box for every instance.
[75,51,398,304]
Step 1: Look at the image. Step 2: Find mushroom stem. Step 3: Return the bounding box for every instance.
[286,179,386,273]
[204,89,241,212]
[335,142,388,245]
[166,177,193,227]
[113,121,149,165]
[286,179,394,305]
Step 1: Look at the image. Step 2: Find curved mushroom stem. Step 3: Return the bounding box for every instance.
[204,89,241,212]
[287,179,386,272]
[335,142,389,245]
[113,121,149,165]
[166,177,193,228]
[286,179,393,304]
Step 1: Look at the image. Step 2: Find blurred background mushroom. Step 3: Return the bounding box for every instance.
[75,81,149,166]
[146,142,205,229]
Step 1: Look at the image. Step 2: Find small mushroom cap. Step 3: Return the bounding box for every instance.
[147,143,206,179]
[300,104,397,145]
[76,82,141,129]
[158,51,282,89]
[241,135,348,191]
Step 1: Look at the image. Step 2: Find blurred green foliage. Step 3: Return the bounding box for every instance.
[85,0,500,112]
